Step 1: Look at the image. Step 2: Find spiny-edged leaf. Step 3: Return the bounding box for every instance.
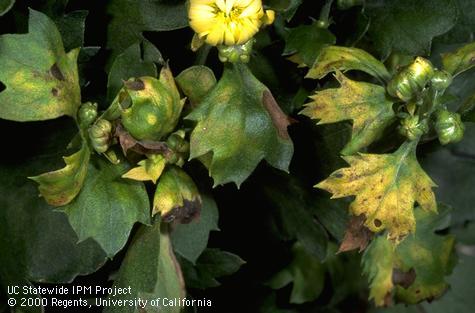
[171,195,219,264]
[317,141,437,241]
[0,9,81,121]
[107,40,162,102]
[0,0,14,16]
[364,0,458,59]
[178,248,245,290]
[442,42,475,77]
[187,63,294,187]
[268,242,325,304]
[122,154,166,183]
[283,21,336,67]
[61,156,150,257]
[176,65,217,105]
[302,72,395,155]
[153,166,201,223]
[362,206,456,306]
[107,0,188,61]
[29,142,90,207]
[103,221,185,313]
[306,46,390,81]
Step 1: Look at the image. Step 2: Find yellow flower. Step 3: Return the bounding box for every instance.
[189,0,275,46]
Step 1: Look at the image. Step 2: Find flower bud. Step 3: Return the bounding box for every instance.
[218,39,254,63]
[430,70,453,91]
[435,110,465,145]
[399,115,428,141]
[337,0,365,9]
[78,102,98,127]
[166,130,189,166]
[387,57,434,101]
[89,119,112,153]
[118,67,182,141]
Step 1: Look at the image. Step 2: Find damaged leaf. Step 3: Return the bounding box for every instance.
[122,154,166,184]
[338,214,373,253]
[187,63,294,187]
[115,123,172,157]
[306,46,390,81]
[362,206,456,306]
[317,141,437,241]
[442,42,475,77]
[29,142,90,206]
[153,166,201,223]
[301,72,395,155]
[0,9,81,121]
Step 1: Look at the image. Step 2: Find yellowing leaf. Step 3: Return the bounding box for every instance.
[153,166,201,223]
[317,141,437,240]
[122,154,166,183]
[0,9,81,121]
[306,46,390,81]
[301,72,395,155]
[29,143,90,206]
[362,206,456,306]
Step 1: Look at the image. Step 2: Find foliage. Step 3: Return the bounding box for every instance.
[0,1,474,313]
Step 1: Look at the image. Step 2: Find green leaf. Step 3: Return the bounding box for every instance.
[176,65,217,105]
[104,222,185,313]
[0,0,14,16]
[54,10,88,51]
[61,156,150,257]
[317,141,437,241]
[306,46,390,81]
[107,0,188,60]
[283,21,336,67]
[362,206,456,306]
[302,72,395,155]
[107,40,162,102]
[263,173,328,260]
[267,0,302,21]
[268,242,325,304]
[187,63,294,187]
[0,9,81,121]
[171,195,219,264]
[0,122,106,311]
[364,0,458,59]
[421,123,475,225]
[29,142,90,207]
[178,248,245,289]
[442,42,475,76]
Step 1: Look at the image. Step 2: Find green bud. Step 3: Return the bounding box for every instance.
[78,102,98,127]
[166,130,189,166]
[118,66,183,141]
[435,110,465,145]
[217,39,254,63]
[153,166,201,223]
[89,119,112,153]
[316,19,329,29]
[399,115,427,141]
[387,57,435,101]
[430,70,453,91]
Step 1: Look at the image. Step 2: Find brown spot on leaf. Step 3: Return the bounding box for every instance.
[392,268,416,289]
[262,90,291,140]
[334,173,343,178]
[50,63,65,81]
[162,198,202,224]
[124,78,145,91]
[51,88,58,96]
[374,219,382,227]
[338,214,374,253]
[115,123,172,157]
